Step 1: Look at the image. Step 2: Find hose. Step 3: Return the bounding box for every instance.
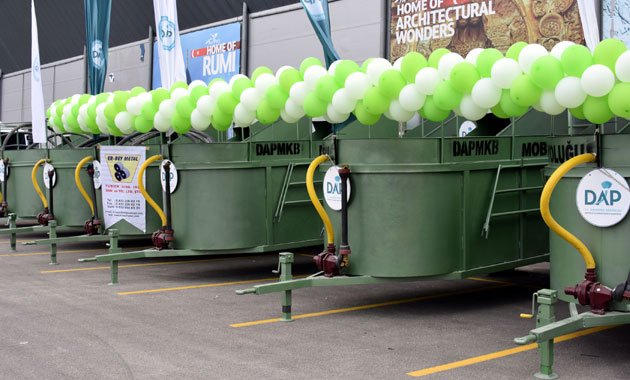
[75,156,95,216]
[31,159,48,209]
[540,153,597,270]
[307,155,334,245]
[139,154,167,227]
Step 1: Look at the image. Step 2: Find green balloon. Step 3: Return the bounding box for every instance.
[303,92,327,118]
[56,104,65,118]
[608,83,630,119]
[171,112,192,134]
[106,117,123,136]
[265,85,289,110]
[299,58,323,77]
[189,85,208,103]
[530,56,564,90]
[333,60,360,86]
[232,77,253,100]
[86,117,99,134]
[353,101,380,125]
[95,93,109,105]
[363,87,390,115]
[361,58,373,73]
[113,91,130,110]
[71,104,80,118]
[79,94,92,105]
[315,75,340,103]
[510,74,541,107]
[593,38,627,71]
[506,41,527,61]
[141,102,157,121]
[569,105,585,120]
[67,115,81,133]
[176,96,195,119]
[428,48,450,68]
[170,81,188,92]
[217,92,239,115]
[279,67,302,93]
[583,96,614,124]
[476,48,503,77]
[151,88,170,108]
[212,109,233,131]
[500,89,529,117]
[256,99,281,125]
[252,66,274,82]
[134,116,153,133]
[401,52,427,83]
[433,80,463,111]
[130,86,146,96]
[450,62,480,94]
[491,103,511,119]
[209,78,224,87]
[46,106,52,118]
[421,96,451,122]
[378,70,407,99]
[561,45,593,77]
[104,103,118,120]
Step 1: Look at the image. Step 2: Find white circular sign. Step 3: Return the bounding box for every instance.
[323,166,351,211]
[160,160,178,194]
[459,120,477,137]
[0,160,7,182]
[576,168,630,227]
[92,160,102,189]
[42,163,56,189]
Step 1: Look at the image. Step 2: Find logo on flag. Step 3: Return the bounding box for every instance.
[158,16,176,51]
[32,55,41,82]
[91,39,104,68]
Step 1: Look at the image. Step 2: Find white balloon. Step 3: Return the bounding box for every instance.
[126,97,143,116]
[233,104,256,126]
[96,103,107,119]
[438,52,464,80]
[70,94,81,105]
[77,114,89,133]
[191,109,211,131]
[554,77,587,108]
[87,96,97,105]
[331,89,357,114]
[96,115,109,134]
[328,60,341,76]
[366,58,392,85]
[254,73,278,96]
[196,95,215,117]
[388,100,415,122]
[289,81,308,105]
[153,111,171,132]
[393,57,404,71]
[532,102,544,112]
[344,72,370,100]
[170,87,188,101]
[466,48,484,65]
[581,64,615,97]
[275,66,293,80]
[303,66,327,90]
[415,67,440,95]
[240,88,262,112]
[460,95,487,121]
[491,58,521,89]
[326,104,350,124]
[281,108,302,124]
[189,80,207,89]
[284,98,305,119]
[79,104,89,120]
[159,99,176,119]
[398,84,426,112]
[209,80,230,96]
[518,44,548,74]
[550,41,575,60]
[615,51,630,82]
[540,91,566,115]
[229,74,248,87]
[471,78,501,108]
[114,112,134,134]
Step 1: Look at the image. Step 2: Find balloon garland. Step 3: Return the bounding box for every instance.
[46,39,630,136]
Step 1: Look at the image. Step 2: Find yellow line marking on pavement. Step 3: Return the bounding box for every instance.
[230,283,511,328]
[406,326,614,377]
[40,258,218,274]
[468,277,541,289]
[0,249,105,257]
[117,277,280,296]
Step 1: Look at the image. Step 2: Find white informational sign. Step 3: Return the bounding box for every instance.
[0,160,6,182]
[160,160,178,194]
[92,160,102,189]
[42,163,56,188]
[99,146,146,232]
[323,166,351,211]
[459,121,477,137]
[576,168,630,227]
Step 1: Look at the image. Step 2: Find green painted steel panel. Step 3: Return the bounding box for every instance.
[2,149,47,218]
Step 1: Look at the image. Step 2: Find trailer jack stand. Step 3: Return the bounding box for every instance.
[151,227,173,250]
[279,252,294,322]
[84,217,101,235]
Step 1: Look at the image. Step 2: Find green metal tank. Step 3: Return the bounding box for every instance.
[2,148,47,219]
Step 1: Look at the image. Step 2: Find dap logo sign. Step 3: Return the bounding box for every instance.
[91,40,104,68]
[158,16,176,51]
[323,166,351,211]
[576,169,630,227]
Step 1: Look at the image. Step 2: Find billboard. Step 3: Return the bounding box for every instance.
[603,0,630,46]
[390,0,586,61]
[153,22,241,89]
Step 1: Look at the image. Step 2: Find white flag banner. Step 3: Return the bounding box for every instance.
[31,0,46,143]
[153,0,187,88]
[99,146,147,232]
[577,0,600,50]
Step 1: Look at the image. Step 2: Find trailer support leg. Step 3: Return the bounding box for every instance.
[535,289,558,380]
[110,260,118,285]
[8,213,16,251]
[108,229,121,285]
[48,220,58,265]
[279,252,294,322]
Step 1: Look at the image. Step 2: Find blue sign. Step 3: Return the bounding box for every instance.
[153,22,241,89]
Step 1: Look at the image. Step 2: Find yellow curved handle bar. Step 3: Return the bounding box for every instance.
[31,159,48,209]
[139,155,167,227]
[540,153,597,270]
[307,155,334,245]
[75,156,95,216]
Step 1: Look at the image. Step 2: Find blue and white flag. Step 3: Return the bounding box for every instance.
[84,0,111,95]
[153,0,187,88]
[31,0,46,143]
[300,0,340,66]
